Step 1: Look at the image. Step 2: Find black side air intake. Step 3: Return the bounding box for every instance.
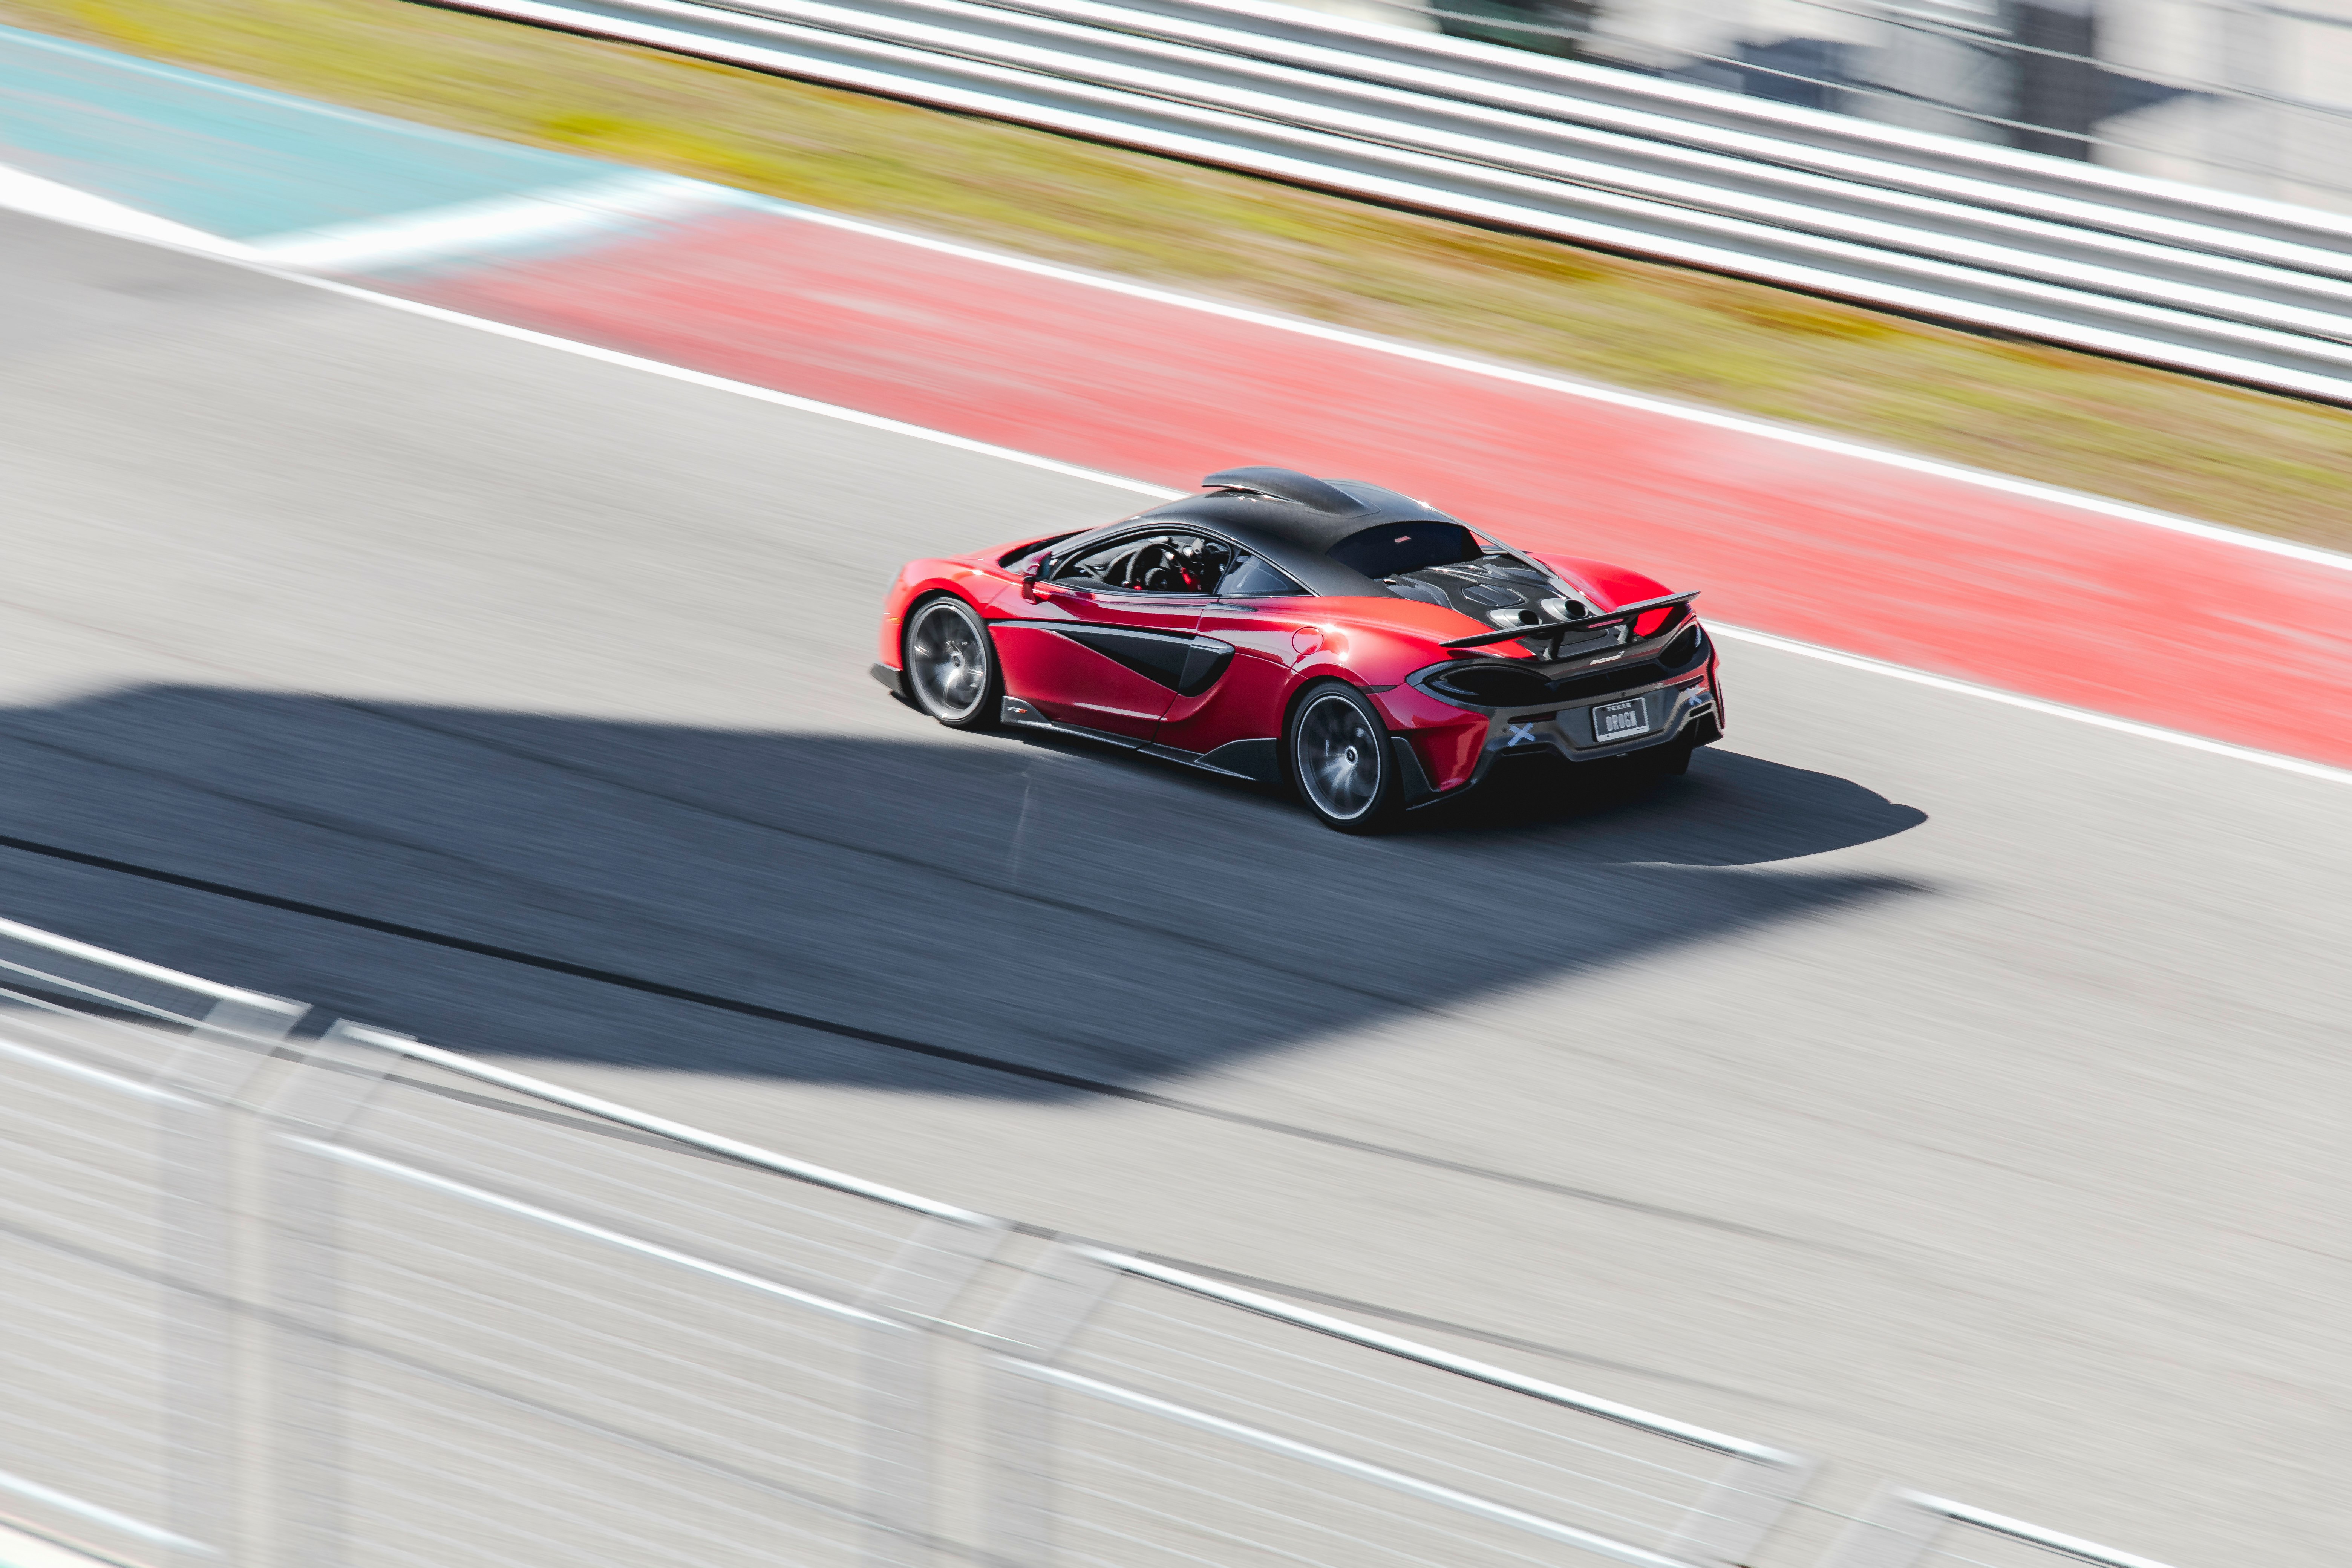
[1200,466,1366,514]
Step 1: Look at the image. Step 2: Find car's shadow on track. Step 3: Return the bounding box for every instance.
[1000,721,1926,867]
[0,684,1929,1098]
[1407,749,1930,865]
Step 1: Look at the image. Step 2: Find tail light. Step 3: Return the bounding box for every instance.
[1424,663,1552,708]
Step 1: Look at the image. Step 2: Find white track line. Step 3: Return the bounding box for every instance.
[768,203,2352,576]
[246,171,743,273]
[268,281,2352,788]
[9,133,2350,574]
[1710,625,2352,785]
[298,267,1182,498]
[0,1472,197,1555]
[0,1516,133,1568]
[0,163,234,252]
[2,162,2346,786]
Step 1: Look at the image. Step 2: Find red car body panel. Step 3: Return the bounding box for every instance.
[995,579,1203,739]
[876,471,1723,813]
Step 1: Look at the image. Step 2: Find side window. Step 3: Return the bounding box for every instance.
[1050,537,1125,585]
[997,531,1080,568]
[1054,532,1230,593]
[1217,552,1308,597]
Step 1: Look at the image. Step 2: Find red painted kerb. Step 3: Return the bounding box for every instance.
[407,210,2352,770]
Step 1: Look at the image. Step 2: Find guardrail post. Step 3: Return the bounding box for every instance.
[260,1022,406,1568]
[1817,1489,1946,1568]
[154,994,304,1568]
[980,1245,1119,1568]
[856,1214,1007,1568]
[1664,1450,1817,1568]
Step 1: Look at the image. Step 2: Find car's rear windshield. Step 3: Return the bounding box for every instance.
[1327,522,1483,579]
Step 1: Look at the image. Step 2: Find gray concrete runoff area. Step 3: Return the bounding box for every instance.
[0,207,2341,1564]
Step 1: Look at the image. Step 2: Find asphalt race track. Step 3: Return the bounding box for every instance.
[3,208,2347,1566]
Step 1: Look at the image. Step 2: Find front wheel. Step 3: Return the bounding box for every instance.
[1286,682,1403,833]
[903,596,1002,729]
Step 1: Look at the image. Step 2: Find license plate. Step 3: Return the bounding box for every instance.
[1592,698,1648,739]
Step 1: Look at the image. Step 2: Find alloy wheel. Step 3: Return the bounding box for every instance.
[1295,691,1385,822]
[906,599,994,724]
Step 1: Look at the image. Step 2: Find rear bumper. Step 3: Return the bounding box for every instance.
[1404,666,1721,805]
[1491,671,1716,763]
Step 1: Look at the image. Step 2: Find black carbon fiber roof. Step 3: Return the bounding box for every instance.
[1116,471,1467,595]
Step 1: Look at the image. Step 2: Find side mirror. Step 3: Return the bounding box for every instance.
[1021,553,1054,601]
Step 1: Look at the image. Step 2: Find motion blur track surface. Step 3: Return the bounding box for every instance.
[3,22,2352,770]
[3,204,2348,1568]
[2,25,2348,1568]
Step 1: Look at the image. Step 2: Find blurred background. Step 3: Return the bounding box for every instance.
[1320,0,2352,208]
[0,4,2347,1568]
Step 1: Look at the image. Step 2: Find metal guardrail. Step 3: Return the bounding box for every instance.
[1325,0,2352,215]
[0,920,306,1567]
[0,915,2187,1568]
[1822,1490,2182,1568]
[264,1020,1007,1568]
[988,1245,1812,1568]
[419,0,2352,404]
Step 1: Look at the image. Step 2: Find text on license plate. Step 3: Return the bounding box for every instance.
[1592,699,1648,738]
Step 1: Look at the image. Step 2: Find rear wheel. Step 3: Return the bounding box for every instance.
[903,596,1001,729]
[1287,682,1403,833]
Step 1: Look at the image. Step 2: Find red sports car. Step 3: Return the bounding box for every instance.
[873,466,1722,832]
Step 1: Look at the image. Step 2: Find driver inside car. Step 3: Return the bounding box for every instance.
[1074,534,1233,593]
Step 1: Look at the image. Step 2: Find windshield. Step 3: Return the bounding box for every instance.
[1328,522,1483,579]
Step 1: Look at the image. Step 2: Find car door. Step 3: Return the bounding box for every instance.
[992,530,1214,742]
[1154,548,1314,769]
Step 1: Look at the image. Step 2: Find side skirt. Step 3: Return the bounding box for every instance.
[1001,696,1142,750]
[996,702,1289,790]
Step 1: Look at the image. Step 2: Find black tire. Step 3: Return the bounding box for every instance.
[902,595,1003,730]
[1286,681,1403,834]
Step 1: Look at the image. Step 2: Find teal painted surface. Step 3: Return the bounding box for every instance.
[0,23,615,238]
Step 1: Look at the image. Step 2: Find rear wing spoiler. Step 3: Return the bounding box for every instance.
[1441,590,1700,651]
